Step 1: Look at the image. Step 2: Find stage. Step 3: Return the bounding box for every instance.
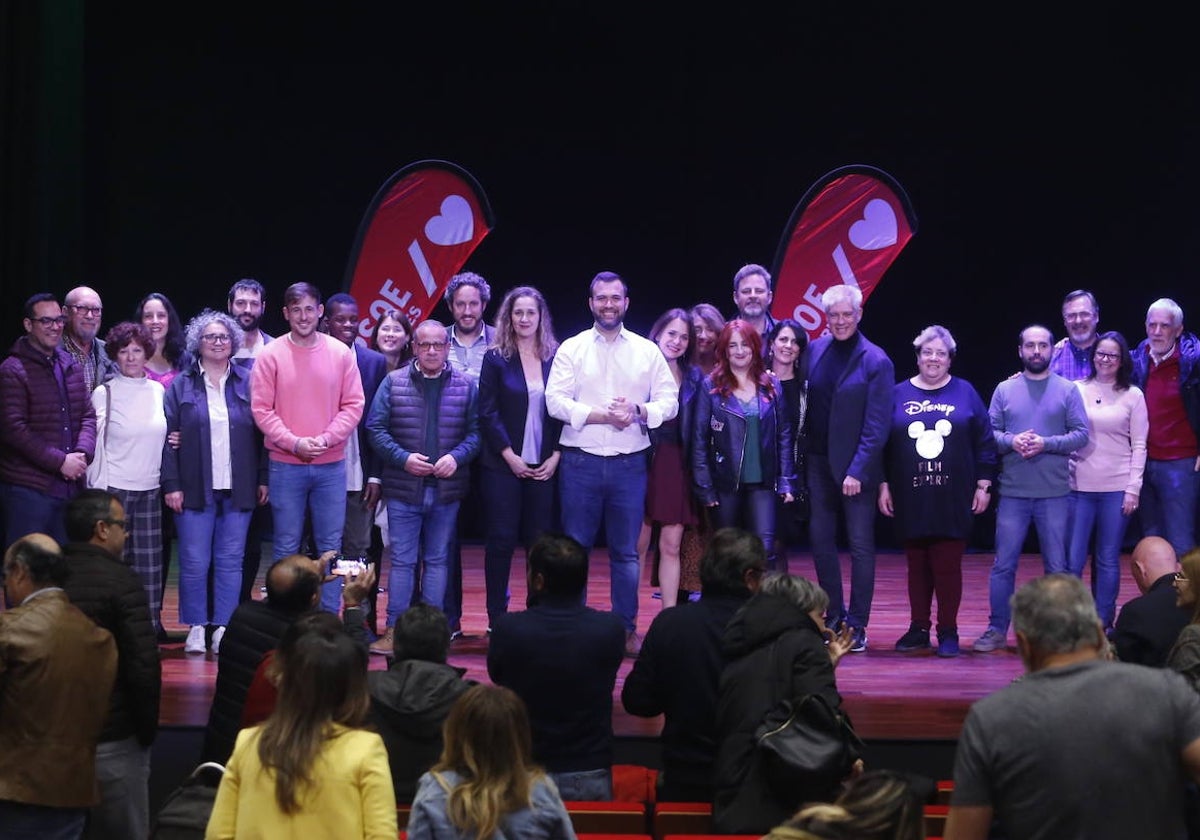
[159,546,1131,741]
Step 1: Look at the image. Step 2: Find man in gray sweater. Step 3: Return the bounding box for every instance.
[973,325,1089,652]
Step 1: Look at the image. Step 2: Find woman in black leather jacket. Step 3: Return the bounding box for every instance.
[693,319,795,571]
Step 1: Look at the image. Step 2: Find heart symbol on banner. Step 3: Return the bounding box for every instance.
[848,199,898,251]
[424,195,475,246]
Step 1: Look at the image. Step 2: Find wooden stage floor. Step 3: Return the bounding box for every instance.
[159,548,1134,741]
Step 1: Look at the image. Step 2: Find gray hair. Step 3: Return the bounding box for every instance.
[760,572,829,616]
[1011,574,1101,655]
[821,284,863,314]
[1147,298,1184,328]
[733,263,772,292]
[184,309,243,356]
[446,271,491,307]
[912,324,957,356]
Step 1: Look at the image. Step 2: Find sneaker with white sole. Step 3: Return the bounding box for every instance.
[184,625,206,654]
[211,626,226,655]
[972,627,1007,652]
[849,627,868,653]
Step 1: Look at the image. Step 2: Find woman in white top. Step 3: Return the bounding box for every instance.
[1068,330,1149,630]
[88,321,168,631]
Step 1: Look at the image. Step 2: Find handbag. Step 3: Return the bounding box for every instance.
[151,761,225,840]
[85,383,111,490]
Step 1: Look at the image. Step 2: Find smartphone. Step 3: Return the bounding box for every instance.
[329,555,368,577]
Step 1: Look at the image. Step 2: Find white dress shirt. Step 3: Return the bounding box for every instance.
[546,324,679,456]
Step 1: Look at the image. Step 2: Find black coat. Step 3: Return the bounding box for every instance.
[1112,573,1192,667]
[61,542,161,746]
[712,593,843,834]
[478,348,563,471]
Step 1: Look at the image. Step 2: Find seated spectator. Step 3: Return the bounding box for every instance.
[369,604,476,803]
[1112,535,1190,666]
[200,552,371,764]
[407,684,576,840]
[1168,548,1200,693]
[764,770,924,840]
[488,533,625,800]
[713,572,856,834]
[206,611,397,839]
[621,527,765,802]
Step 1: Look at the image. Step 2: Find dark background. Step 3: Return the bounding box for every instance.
[5,3,1199,546]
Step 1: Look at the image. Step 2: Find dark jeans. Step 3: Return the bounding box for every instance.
[443,468,484,631]
[0,482,68,546]
[481,465,557,623]
[807,454,877,629]
[712,484,779,569]
[904,537,966,635]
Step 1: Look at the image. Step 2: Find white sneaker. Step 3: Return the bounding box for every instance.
[184,625,206,654]
[211,626,226,655]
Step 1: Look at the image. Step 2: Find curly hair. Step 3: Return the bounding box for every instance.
[183,309,243,357]
[103,321,154,361]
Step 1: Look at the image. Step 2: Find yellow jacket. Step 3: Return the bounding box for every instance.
[206,723,398,839]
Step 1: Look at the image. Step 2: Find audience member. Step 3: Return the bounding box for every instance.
[0,293,96,545]
[367,319,479,654]
[61,490,161,840]
[1111,535,1189,666]
[1131,297,1200,559]
[488,533,626,800]
[478,286,562,627]
[200,553,370,764]
[61,285,115,392]
[368,604,476,803]
[730,263,776,337]
[251,282,365,612]
[407,683,576,840]
[622,527,765,803]
[764,769,925,840]
[1049,289,1101,381]
[879,325,997,658]
[0,534,117,836]
[802,284,893,652]
[946,574,1200,840]
[1168,548,1200,693]
[972,325,1088,653]
[713,573,856,834]
[206,611,397,839]
[545,271,679,656]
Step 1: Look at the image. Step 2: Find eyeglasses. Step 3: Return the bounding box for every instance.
[29,316,66,327]
[920,349,950,359]
[414,341,447,351]
[746,566,767,579]
[103,518,127,529]
[201,334,231,344]
[1094,351,1120,362]
[1176,572,1189,582]
[66,305,103,316]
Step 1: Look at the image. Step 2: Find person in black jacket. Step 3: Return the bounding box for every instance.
[368,603,476,802]
[62,489,161,840]
[621,527,765,802]
[713,572,856,834]
[200,553,371,764]
[1113,535,1191,666]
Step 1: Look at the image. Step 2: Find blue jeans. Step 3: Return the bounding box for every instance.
[0,482,68,547]
[1141,458,1200,559]
[988,494,1071,633]
[1068,490,1129,628]
[549,768,613,801]
[175,492,253,626]
[0,800,85,839]
[559,449,647,633]
[87,736,151,840]
[385,486,461,627]
[807,454,877,629]
[482,465,557,622]
[269,460,347,612]
[713,485,779,570]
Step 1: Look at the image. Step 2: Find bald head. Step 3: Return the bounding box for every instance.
[1131,536,1177,594]
[264,554,321,613]
[63,286,103,344]
[4,534,68,604]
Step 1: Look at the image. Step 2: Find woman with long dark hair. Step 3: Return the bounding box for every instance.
[407,683,575,840]
[1168,548,1200,694]
[766,318,810,572]
[135,292,186,388]
[206,611,397,838]
[1067,330,1148,631]
[690,303,725,374]
[477,286,562,628]
[693,320,794,570]
[371,309,415,373]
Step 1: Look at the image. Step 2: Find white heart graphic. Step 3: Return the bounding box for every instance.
[424,195,474,246]
[848,199,898,251]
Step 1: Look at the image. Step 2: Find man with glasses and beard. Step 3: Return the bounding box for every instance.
[972,325,1089,653]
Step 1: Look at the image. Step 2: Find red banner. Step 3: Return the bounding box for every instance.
[342,160,495,341]
[771,165,917,340]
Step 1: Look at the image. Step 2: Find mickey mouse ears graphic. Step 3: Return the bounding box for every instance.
[770,165,918,340]
[342,160,496,343]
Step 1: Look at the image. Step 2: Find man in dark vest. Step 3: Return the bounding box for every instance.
[367,319,479,654]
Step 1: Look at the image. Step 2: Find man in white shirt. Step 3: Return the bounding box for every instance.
[545,271,679,656]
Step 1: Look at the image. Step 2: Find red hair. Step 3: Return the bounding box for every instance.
[709,320,774,399]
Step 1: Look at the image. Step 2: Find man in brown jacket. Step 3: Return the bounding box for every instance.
[0,533,117,836]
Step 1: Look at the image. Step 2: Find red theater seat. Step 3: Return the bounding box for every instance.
[651,802,712,840]
[565,800,648,834]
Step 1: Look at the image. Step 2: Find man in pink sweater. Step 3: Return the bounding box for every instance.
[251,283,365,611]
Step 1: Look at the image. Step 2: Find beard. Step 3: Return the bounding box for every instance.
[1023,356,1050,374]
[238,312,262,332]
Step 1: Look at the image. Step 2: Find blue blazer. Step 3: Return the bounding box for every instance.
[802,333,894,485]
[354,343,389,481]
[478,348,563,471]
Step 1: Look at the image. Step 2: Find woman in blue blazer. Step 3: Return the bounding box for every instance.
[478,286,564,627]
